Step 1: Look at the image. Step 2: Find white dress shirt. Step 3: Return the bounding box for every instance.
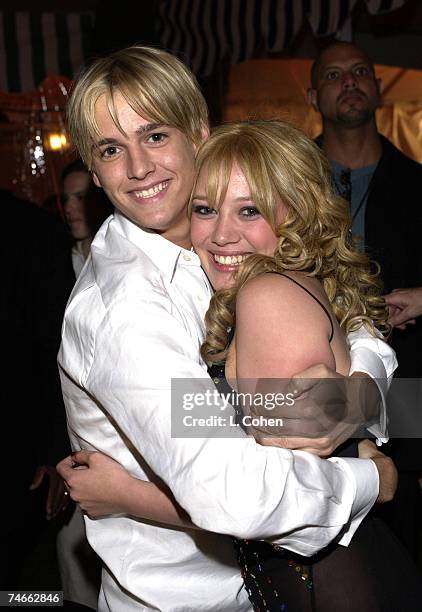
[59,212,397,612]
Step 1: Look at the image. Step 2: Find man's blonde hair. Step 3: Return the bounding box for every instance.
[67,46,209,169]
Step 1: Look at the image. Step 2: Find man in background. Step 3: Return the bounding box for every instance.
[308,41,422,561]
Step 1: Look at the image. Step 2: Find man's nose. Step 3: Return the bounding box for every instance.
[342,71,357,89]
[127,148,155,180]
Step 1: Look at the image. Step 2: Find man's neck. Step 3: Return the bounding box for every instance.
[321,121,382,170]
[160,215,192,250]
[168,234,192,250]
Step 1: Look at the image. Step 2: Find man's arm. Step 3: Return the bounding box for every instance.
[243,318,396,454]
[58,442,395,530]
[65,295,380,557]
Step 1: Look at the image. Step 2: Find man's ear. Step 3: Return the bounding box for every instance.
[201,125,210,142]
[92,171,101,188]
[307,87,319,112]
[193,125,210,153]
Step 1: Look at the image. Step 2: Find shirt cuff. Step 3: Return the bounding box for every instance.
[348,329,398,380]
[327,456,379,546]
[349,346,394,445]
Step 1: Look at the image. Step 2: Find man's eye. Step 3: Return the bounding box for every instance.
[326,71,339,80]
[240,206,260,217]
[192,204,216,216]
[355,66,369,77]
[147,133,167,144]
[100,146,119,158]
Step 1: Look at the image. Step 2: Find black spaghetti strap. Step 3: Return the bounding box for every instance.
[267,272,334,343]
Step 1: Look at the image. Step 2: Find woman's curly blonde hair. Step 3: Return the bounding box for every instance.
[191,120,389,365]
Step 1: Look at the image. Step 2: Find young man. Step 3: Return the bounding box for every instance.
[308,40,422,562]
[58,46,396,611]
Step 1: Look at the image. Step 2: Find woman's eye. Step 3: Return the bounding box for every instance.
[192,204,216,216]
[240,206,260,217]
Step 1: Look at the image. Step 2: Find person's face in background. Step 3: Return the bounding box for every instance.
[63,170,93,241]
[190,162,281,290]
[308,43,381,128]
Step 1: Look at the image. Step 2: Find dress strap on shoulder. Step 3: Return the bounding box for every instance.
[267,272,334,343]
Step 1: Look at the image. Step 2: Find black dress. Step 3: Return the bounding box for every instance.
[208,274,422,612]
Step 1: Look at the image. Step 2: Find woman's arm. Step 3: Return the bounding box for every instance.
[235,273,348,453]
[235,273,336,379]
[57,450,194,527]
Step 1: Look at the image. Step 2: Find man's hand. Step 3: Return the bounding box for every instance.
[29,465,70,519]
[253,365,380,456]
[358,439,397,503]
[384,287,422,329]
[57,450,135,517]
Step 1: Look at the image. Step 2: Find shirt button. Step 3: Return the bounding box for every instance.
[183,253,191,261]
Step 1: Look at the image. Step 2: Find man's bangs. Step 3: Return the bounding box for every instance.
[75,83,109,166]
[121,81,168,126]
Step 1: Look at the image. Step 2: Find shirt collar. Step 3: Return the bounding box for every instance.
[112,211,201,281]
[330,159,378,178]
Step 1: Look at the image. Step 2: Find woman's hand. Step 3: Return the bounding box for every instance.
[57,450,135,517]
[358,439,398,503]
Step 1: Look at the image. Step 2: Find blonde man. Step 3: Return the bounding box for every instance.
[58,46,396,611]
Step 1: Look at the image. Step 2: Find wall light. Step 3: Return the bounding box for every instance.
[47,132,68,151]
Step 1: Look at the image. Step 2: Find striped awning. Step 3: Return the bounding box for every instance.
[0,1,408,92]
[0,11,94,92]
[159,0,408,77]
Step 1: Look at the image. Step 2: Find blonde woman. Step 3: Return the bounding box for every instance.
[59,121,420,610]
[187,120,420,610]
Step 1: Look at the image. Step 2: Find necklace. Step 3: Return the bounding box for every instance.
[334,166,377,223]
[350,178,373,223]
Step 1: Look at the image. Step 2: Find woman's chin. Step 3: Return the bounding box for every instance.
[211,275,236,291]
